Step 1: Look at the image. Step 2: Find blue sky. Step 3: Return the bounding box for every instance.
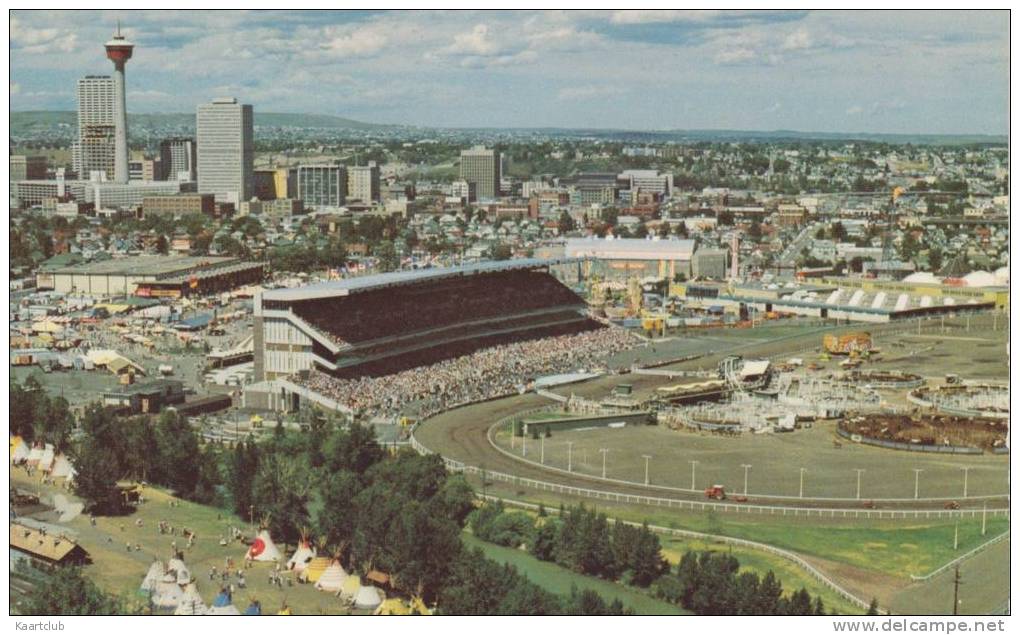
[9,10,1009,134]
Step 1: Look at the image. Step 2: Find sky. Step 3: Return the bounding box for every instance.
[9,9,1010,134]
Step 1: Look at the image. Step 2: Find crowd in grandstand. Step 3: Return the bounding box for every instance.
[298,326,639,421]
[292,271,584,346]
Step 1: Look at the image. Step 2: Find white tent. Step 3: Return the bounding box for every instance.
[167,558,192,585]
[314,560,348,593]
[174,584,207,615]
[287,540,316,573]
[245,529,283,562]
[37,444,55,472]
[151,574,184,609]
[139,561,164,595]
[25,445,43,467]
[354,585,383,610]
[50,454,74,478]
[11,440,30,464]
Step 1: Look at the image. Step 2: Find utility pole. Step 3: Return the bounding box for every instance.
[522,429,527,457]
[567,441,574,472]
[689,460,699,491]
[510,421,515,450]
[913,469,924,499]
[952,566,962,616]
[982,502,987,536]
[954,522,959,550]
[961,466,970,498]
[855,468,865,500]
[599,448,609,479]
[799,467,807,499]
[540,435,545,465]
[642,455,652,486]
[741,464,752,496]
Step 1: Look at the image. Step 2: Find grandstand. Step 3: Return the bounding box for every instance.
[253,259,593,382]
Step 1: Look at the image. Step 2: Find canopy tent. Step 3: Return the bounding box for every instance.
[243,601,263,616]
[206,590,240,615]
[31,320,65,334]
[302,556,330,583]
[151,574,184,609]
[354,585,383,610]
[339,575,361,601]
[287,540,316,572]
[314,560,348,593]
[139,561,164,596]
[245,529,283,562]
[276,606,292,616]
[174,584,207,615]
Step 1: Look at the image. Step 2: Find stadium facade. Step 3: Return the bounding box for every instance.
[252,259,587,383]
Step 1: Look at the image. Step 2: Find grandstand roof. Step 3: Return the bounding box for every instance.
[564,237,696,261]
[261,258,580,302]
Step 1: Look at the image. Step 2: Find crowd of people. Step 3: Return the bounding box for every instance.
[291,270,584,346]
[298,326,639,421]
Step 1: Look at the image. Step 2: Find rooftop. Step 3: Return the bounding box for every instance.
[43,254,240,276]
[565,237,696,261]
[261,258,579,302]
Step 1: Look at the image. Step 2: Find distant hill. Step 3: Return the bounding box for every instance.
[10,110,397,132]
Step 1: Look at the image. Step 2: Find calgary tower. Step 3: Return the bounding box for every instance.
[105,22,134,183]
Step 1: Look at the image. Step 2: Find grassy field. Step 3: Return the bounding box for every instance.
[492,423,1009,501]
[470,475,1009,577]
[12,468,352,615]
[888,537,1010,615]
[460,533,686,615]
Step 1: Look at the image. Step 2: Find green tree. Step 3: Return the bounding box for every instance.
[21,566,127,615]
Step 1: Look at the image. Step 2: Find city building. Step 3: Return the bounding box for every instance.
[73,75,117,180]
[347,163,380,203]
[10,155,47,182]
[459,146,501,200]
[450,179,476,202]
[197,97,254,204]
[36,254,265,297]
[619,169,673,197]
[141,193,215,217]
[129,158,159,181]
[565,237,696,280]
[159,137,197,181]
[296,164,347,209]
[240,198,303,219]
[254,168,292,199]
[691,248,729,280]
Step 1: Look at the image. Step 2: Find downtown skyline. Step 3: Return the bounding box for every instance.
[10,10,1010,135]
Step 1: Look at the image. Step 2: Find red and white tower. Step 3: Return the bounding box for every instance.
[105,22,134,183]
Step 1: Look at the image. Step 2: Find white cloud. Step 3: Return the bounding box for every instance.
[10,81,21,95]
[782,29,813,51]
[557,85,625,101]
[10,14,79,53]
[445,24,504,56]
[846,105,864,116]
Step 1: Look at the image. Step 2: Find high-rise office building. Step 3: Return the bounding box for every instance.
[159,137,197,181]
[197,97,254,204]
[74,75,116,180]
[10,156,48,182]
[459,146,501,200]
[347,162,380,203]
[296,164,347,209]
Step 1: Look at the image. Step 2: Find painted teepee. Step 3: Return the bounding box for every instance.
[354,584,383,610]
[37,444,55,472]
[314,554,349,593]
[167,557,192,585]
[25,443,43,467]
[287,528,316,572]
[339,574,361,601]
[206,589,240,615]
[245,518,282,562]
[174,583,207,615]
[50,454,74,478]
[301,536,331,583]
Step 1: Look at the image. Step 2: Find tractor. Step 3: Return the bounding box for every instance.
[704,485,726,500]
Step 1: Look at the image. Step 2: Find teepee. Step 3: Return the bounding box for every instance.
[139,560,164,596]
[287,529,316,572]
[25,444,43,467]
[37,444,55,472]
[174,583,207,615]
[245,521,283,562]
[301,536,330,582]
[242,600,262,616]
[11,439,29,464]
[151,573,184,609]
[50,454,74,478]
[339,575,361,601]
[314,558,348,593]
[167,557,192,585]
[206,590,240,615]
[354,584,383,610]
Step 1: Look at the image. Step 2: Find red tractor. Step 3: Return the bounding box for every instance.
[705,485,726,500]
